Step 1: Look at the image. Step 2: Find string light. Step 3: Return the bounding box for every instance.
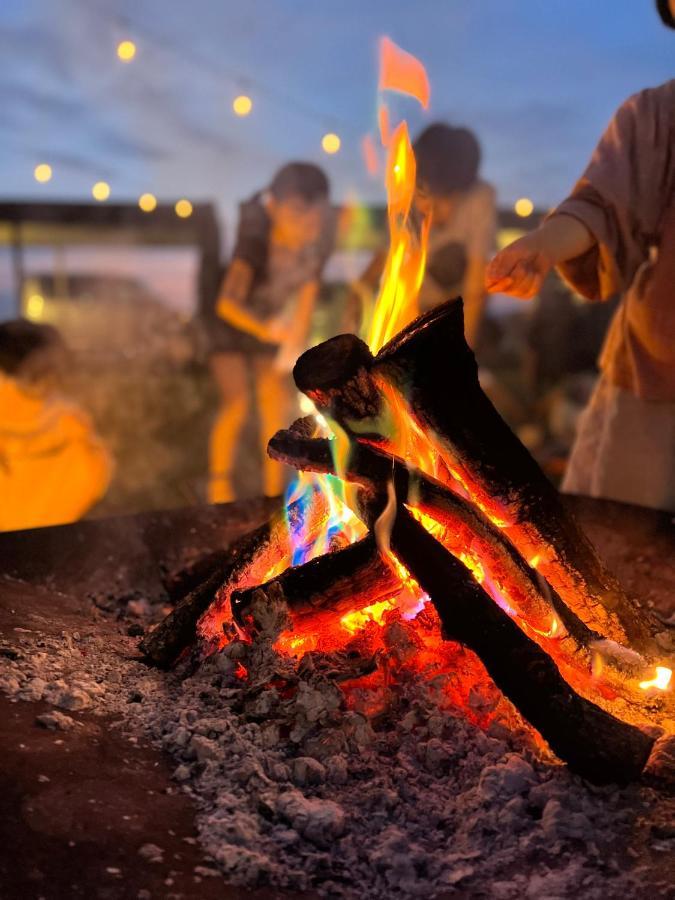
[232,94,253,117]
[26,293,45,320]
[321,132,341,155]
[92,181,111,201]
[33,163,52,184]
[138,193,157,212]
[514,197,534,217]
[117,40,137,62]
[175,198,193,218]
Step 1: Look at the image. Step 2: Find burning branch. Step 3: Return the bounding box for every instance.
[293,298,660,655]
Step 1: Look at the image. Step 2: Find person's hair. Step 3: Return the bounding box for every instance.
[656,0,675,28]
[0,319,67,384]
[269,162,330,204]
[413,123,481,195]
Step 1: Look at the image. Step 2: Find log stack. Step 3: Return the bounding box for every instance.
[142,298,674,785]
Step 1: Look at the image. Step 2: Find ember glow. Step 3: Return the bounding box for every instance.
[639,666,672,692]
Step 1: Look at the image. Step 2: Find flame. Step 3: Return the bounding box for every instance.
[367,123,429,353]
[639,666,672,691]
[341,598,396,634]
[361,133,379,176]
[285,470,366,568]
[378,36,431,108]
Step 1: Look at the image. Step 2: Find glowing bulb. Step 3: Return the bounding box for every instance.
[232,95,253,117]
[117,40,136,62]
[175,198,193,218]
[639,666,672,691]
[322,132,341,155]
[138,193,157,212]
[514,197,534,218]
[34,163,52,184]
[92,181,110,202]
[26,293,44,320]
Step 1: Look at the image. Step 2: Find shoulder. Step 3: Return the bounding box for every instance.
[237,193,270,237]
[614,80,675,130]
[463,180,496,212]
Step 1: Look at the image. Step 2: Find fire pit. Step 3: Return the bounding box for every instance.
[1,36,673,900]
[0,496,673,899]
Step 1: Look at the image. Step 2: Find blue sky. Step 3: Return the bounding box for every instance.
[1,0,673,236]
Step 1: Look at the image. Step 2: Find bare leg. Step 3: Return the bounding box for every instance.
[208,352,250,502]
[252,355,292,497]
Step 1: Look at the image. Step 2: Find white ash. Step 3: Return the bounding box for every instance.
[0,613,673,899]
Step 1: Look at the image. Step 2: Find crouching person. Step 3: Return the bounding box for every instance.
[0,320,112,531]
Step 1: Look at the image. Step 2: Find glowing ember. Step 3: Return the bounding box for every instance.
[340,598,396,634]
[639,666,672,691]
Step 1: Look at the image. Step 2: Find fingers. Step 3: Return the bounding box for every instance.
[485,250,544,299]
[485,251,517,291]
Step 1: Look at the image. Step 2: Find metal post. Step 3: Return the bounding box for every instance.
[11,222,25,317]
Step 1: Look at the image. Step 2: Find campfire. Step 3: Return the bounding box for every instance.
[141,42,672,787]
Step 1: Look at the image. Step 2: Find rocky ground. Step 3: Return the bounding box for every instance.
[1,582,674,899]
[0,497,673,899]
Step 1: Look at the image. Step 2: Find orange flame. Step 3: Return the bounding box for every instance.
[362,133,380,176]
[367,123,429,353]
[378,36,431,108]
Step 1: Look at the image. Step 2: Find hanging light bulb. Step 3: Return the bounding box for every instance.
[514,197,534,217]
[232,94,253,117]
[322,132,341,155]
[138,193,157,212]
[175,199,193,218]
[92,181,111,202]
[34,163,52,183]
[117,40,137,62]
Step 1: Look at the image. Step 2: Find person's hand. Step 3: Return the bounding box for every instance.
[264,314,290,345]
[485,231,553,300]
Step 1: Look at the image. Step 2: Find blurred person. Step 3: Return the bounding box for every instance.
[206,162,335,502]
[486,4,675,510]
[348,122,496,347]
[0,320,112,531]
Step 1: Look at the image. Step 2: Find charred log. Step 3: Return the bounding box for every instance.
[386,504,654,784]
[161,548,232,604]
[231,534,400,629]
[292,302,655,652]
[140,519,274,668]
[269,425,597,649]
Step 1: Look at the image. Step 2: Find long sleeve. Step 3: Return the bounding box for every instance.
[554,82,675,300]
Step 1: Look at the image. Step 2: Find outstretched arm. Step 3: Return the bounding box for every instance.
[485,215,594,300]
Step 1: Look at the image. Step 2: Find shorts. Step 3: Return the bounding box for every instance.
[202,315,278,358]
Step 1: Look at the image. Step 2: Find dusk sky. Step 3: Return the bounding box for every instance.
[2,0,673,239]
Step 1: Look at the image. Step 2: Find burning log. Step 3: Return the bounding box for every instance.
[141,484,355,667]
[231,534,401,629]
[268,423,592,646]
[385,504,655,785]
[293,298,656,654]
[267,425,673,730]
[227,477,654,782]
[140,520,275,668]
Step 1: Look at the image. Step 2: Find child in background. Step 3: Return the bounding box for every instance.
[348,122,496,347]
[205,162,335,503]
[0,320,112,531]
[486,7,675,511]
